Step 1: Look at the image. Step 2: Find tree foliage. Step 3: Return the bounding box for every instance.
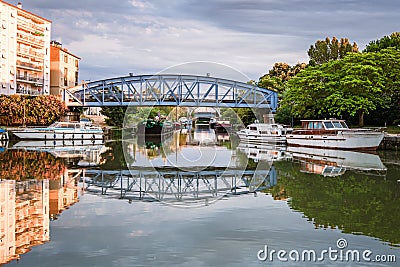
[0,95,66,126]
[308,37,359,65]
[100,106,128,127]
[258,62,307,93]
[282,48,400,126]
[364,32,400,52]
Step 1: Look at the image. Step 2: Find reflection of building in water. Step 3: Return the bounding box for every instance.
[0,180,17,264]
[15,180,49,258]
[49,170,81,220]
[0,180,49,265]
[0,170,80,265]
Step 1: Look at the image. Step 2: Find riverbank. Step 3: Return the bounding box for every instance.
[380,133,400,150]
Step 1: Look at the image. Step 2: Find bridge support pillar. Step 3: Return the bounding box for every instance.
[263,113,275,124]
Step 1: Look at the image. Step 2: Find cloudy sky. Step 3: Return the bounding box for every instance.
[18,0,400,82]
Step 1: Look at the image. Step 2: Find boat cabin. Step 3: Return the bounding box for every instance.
[301,119,349,130]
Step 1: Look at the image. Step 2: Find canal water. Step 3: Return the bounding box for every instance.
[0,130,399,266]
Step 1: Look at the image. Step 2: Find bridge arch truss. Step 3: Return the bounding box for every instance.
[63,74,278,111]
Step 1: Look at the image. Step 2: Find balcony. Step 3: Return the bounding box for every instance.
[16,60,43,71]
[17,47,45,61]
[17,18,45,33]
[17,32,45,48]
[16,86,44,95]
[16,75,44,85]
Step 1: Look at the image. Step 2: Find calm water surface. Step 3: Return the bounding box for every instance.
[1,131,399,266]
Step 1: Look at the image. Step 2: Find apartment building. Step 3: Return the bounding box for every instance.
[50,40,80,96]
[0,1,51,95]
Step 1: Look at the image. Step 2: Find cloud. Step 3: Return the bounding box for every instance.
[19,0,400,81]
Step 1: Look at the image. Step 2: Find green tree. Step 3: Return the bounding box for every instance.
[364,32,400,52]
[282,48,400,126]
[308,37,358,65]
[234,108,257,126]
[100,106,127,127]
[258,62,307,93]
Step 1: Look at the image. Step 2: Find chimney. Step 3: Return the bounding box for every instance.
[17,2,22,9]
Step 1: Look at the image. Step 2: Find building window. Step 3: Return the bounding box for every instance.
[64,54,68,63]
[64,67,68,86]
[75,71,79,86]
[75,59,78,68]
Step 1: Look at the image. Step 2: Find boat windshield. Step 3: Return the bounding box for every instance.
[49,122,77,129]
[48,122,59,128]
[324,122,334,129]
[324,120,348,129]
[332,121,342,128]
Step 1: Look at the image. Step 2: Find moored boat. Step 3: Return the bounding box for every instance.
[136,119,174,135]
[236,122,293,143]
[12,121,103,140]
[0,128,8,141]
[214,120,232,133]
[286,119,384,150]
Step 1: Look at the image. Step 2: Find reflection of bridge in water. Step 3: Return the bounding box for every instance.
[81,166,277,206]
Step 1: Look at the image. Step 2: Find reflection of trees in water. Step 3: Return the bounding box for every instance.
[270,160,400,246]
[99,141,128,170]
[0,150,66,180]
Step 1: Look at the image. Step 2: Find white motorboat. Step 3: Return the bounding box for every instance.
[236,122,293,143]
[12,121,103,140]
[286,119,384,150]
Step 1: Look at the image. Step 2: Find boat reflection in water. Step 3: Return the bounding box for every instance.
[12,139,108,167]
[287,146,387,176]
[192,125,216,145]
[237,142,291,163]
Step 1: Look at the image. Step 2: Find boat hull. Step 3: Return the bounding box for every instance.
[286,131,384,150]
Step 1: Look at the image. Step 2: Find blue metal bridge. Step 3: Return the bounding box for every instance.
[63,74,278,111]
